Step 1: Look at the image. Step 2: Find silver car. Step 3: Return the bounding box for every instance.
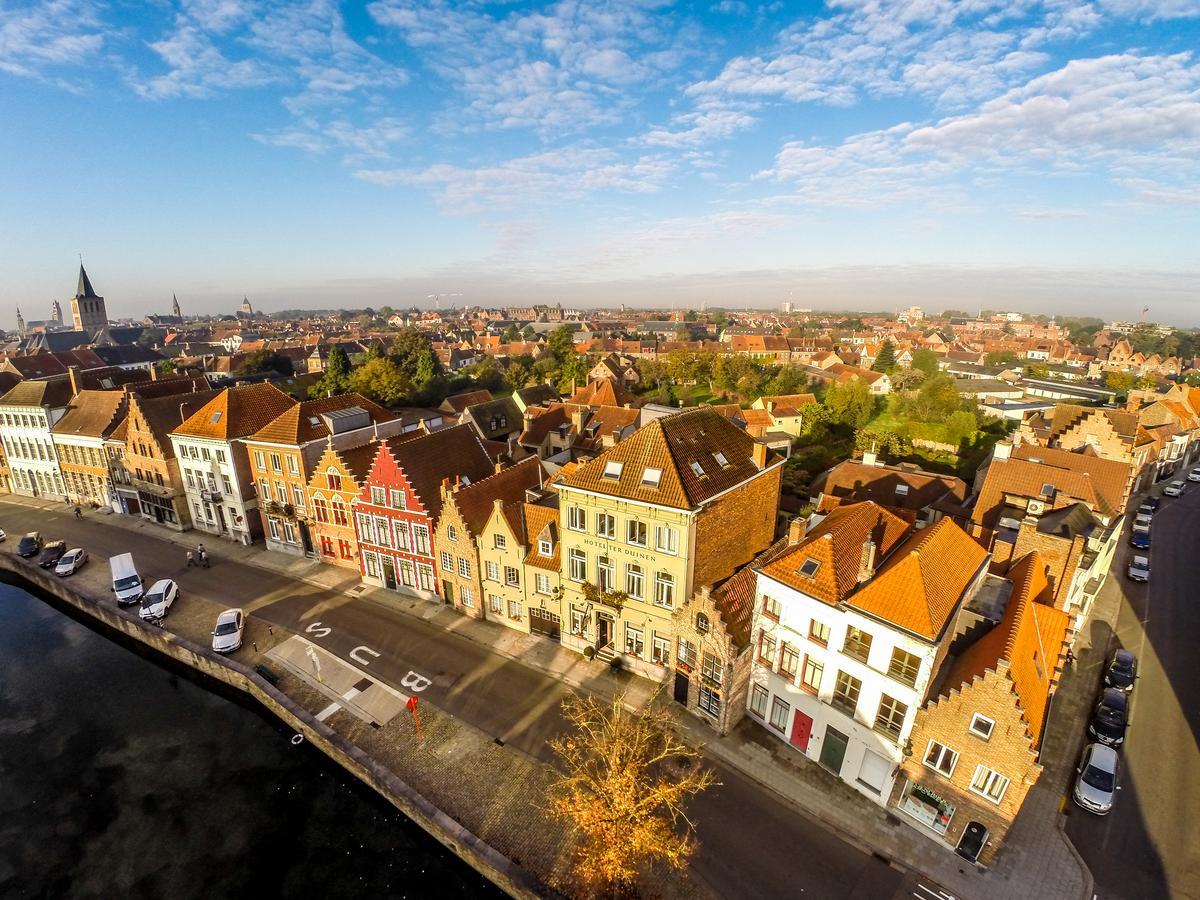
[140,579,179,622]
[211,608,245,653]
[54,548,88,576]
[1074,743,1120,815]
[1128,555,1150,582]
[1163,480,1185,497]
[1188,467,1200,483]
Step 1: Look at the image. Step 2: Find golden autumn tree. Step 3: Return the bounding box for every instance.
[548,692,716,894]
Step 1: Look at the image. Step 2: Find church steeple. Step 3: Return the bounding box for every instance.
[77,264,98,299]
[172,292,181,318]
[16,307,25,337]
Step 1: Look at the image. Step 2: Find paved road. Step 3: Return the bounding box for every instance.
[1065,484,1200,900]
[0,500,907,900]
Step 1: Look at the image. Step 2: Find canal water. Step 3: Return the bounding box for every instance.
[0,577,502,899]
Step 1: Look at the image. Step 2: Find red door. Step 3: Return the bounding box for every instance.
[790,710,813,752]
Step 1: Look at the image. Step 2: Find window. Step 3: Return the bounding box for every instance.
[489,594,504,614]
[810,620,830,646]
[313,497,329,523]
[504,566,520,587]
[596,512,615,539]
[641,467,662,487]
[889,648,921,688]
[320,536,334,557]
[440,551,453,572]
[696,612,709,633]
[698,685,721,717]
[831,671,862,716]
[678,638,697,667]
[457,557,471,578]
[654,571,674,608]
[269,453,282,473]
[535,573,551,595]
[625,564,643,599]
[374,516,391,548]
[655,525,677,553]
[292,485,305,510]
[969,765,1010,804]
[332,498,348,526]
[652,636,670,666]
[412,525,430,555]
[258,478,270,498]
[538,538,553,556]
[762,594,781,620]
[254,450,266,470]
[486,561,500,582]
[843,627,873,664]
[602,460,624,479]
[595,555,614,591]
[275,483,287,504]
[969,714,995,740]
[924,741,958,777]
[288,455,300,476]
[875,695,908,739]
[447,524,458,542]
[567,506,586,531]
[363,552,380,578]
[779,643,800,680]
[326,468,342,491]
[459,586,474,608]
[570,606,587,636]
[389,489,405,509]
[701,652,723,687]
[713,451,729,468]
[758,630,777,667]
[798,557,820,578]
[769,696,790,732]
[750,685,768,717]
[569,548,587,582]
[800,656,823,694]
[626,519,647,546]
[357,514,377,545]
[895,483,909,497]
[394,523,410,551]
[371,486,386,505]
[508,599,522,620]
[624,624,644,658]
[267,517,281,541]
[493,533,506,549]
[339,539,353,560]
[689,460,705,478]
[283,521,297,544]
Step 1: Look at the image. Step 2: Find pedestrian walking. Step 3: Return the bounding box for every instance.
[186,550,195,567]
[200,549,209,568]
[74,507,82,520]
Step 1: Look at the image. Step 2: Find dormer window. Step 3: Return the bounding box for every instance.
[641,467,662,488]
[603,460,624,480]
[538,538,553,556]
[895,484,909,497]
[798,558,820,578]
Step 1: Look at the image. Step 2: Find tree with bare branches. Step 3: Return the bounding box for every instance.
[549,692,717,895]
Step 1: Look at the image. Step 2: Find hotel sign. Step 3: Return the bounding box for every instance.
[580,537,656,562]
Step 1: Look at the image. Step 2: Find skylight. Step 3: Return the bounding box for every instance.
[309,416,321,426]
[895,484,909,496]
[603,460,624,479]
[713,451,729,468]
[798,558,820,578]
[210,411,222,423]
[690,461,705,477]
[641,467,662,487]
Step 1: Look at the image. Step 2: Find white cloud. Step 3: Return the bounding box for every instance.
[0,0,104,82]
[253,116,409,161]
[640,108,757,147]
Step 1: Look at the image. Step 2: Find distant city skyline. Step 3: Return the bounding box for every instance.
[2,2,1198,324]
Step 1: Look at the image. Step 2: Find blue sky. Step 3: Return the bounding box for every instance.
[2,0,1199,323]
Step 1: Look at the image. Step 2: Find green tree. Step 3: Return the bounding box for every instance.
[235,350,292,377]
[390,328,440,387]
[1104,371,1136,395]
[872,340,896,372]
[349,357,409,405]
[548,325,577,362]
[501,325,521,343]
[985,351,1018,367]
[503,359,532,392]
[138,327,165,347]
[558,353,591,392]
[890,368,926,391]
[824,378,875,428]
[904,373,963,423]
[911,348,940,377]
[364,342,386,362]
[310,344,351,398]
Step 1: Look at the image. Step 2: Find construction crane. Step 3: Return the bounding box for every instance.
[1140,305,1150,322]
[426,292,462,310]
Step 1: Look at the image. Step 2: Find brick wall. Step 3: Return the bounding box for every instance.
[673,586,751,735]
[435,490,485,620]
[692,467,781,590]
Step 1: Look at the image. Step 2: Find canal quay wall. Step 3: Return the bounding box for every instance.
[0,555,550,900]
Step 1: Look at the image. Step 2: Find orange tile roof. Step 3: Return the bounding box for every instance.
[557,406,775,510]
[249,393,395,445]
[172,383,296,441]
[712,535,795,647]
[848,517,989,640]
[971,456,1111,528]
[380,424,495,521]
[760,503,911,605]
[450,456,546,536]
[569,378,634,408]
[522,501,561,570]
[939,551,1070,748]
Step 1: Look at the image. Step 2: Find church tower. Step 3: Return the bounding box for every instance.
[241,296,253,316]
[70,264,109,335]
[50,299,63,326]
[172,293,181,319]
[16,307,25,337]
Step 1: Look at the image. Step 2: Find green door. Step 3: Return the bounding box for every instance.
[819,726,849,775]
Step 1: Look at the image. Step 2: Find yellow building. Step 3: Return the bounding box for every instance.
[554,406,784,680]
[478,492,562,638]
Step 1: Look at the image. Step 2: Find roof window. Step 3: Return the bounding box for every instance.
[713,451,729,468]
[210,411,222,424]
[690,461,705,478]
[642,467,662,488]
[798,558,820,578]
[603,460,624,480]
[895,484,909,496]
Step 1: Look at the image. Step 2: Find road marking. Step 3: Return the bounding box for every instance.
[305,621,332,638]
[316,683,368,722]
[912,883,955,900]
[400,670,432,692]
[350,645,381,666]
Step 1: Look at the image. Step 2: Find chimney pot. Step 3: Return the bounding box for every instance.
[787,517,805,544]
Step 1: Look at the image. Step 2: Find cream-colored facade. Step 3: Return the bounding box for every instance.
[478,498,563,638]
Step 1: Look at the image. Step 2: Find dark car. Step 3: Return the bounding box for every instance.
[1088,687,1129,747]
[37,541,67,568]
[1143,496,1161,512]
[16,532,43,558]
[1130,529,1151,550]
[1104,649,1138,692]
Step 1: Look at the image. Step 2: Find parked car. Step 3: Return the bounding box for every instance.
[1134,513,1153,530]
[1136,504,1155,519]
[37,541,67,569]
[54,548,88,576]
[1130,528,1151,550]
[1104,649,1138,692]
[16,532,43,558]
[139,579,179,622]
[1188,467,1200,483]
[211,608,245,653]
[1143,496,1161,511]
[1163,480,1186,497]
[1073,743,1120,815]
[110,553,144,606]
[1128,555,1150,582]
[1088,687,1130,746]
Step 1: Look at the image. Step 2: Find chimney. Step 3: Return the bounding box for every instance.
[67,365,81,397]
[571,408,585,432]
[787,516,805,544]
[993,440,1013,462]
[862,448,878,467]
[752,441,769,470]
[858,540,877,584]
[148,365,158,382]
[495,459,505,475]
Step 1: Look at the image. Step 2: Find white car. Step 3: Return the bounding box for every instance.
[1073,743,1120,815]
[1163,480,1186,497]
[1128,555,1150,582]
[211,608,245,653]
[1188,468,1200,483]
[54,548,88,576]
[1133,513,1153,530]
[140,579,179,621]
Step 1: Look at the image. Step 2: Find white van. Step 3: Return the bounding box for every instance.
[110,553,144,605]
